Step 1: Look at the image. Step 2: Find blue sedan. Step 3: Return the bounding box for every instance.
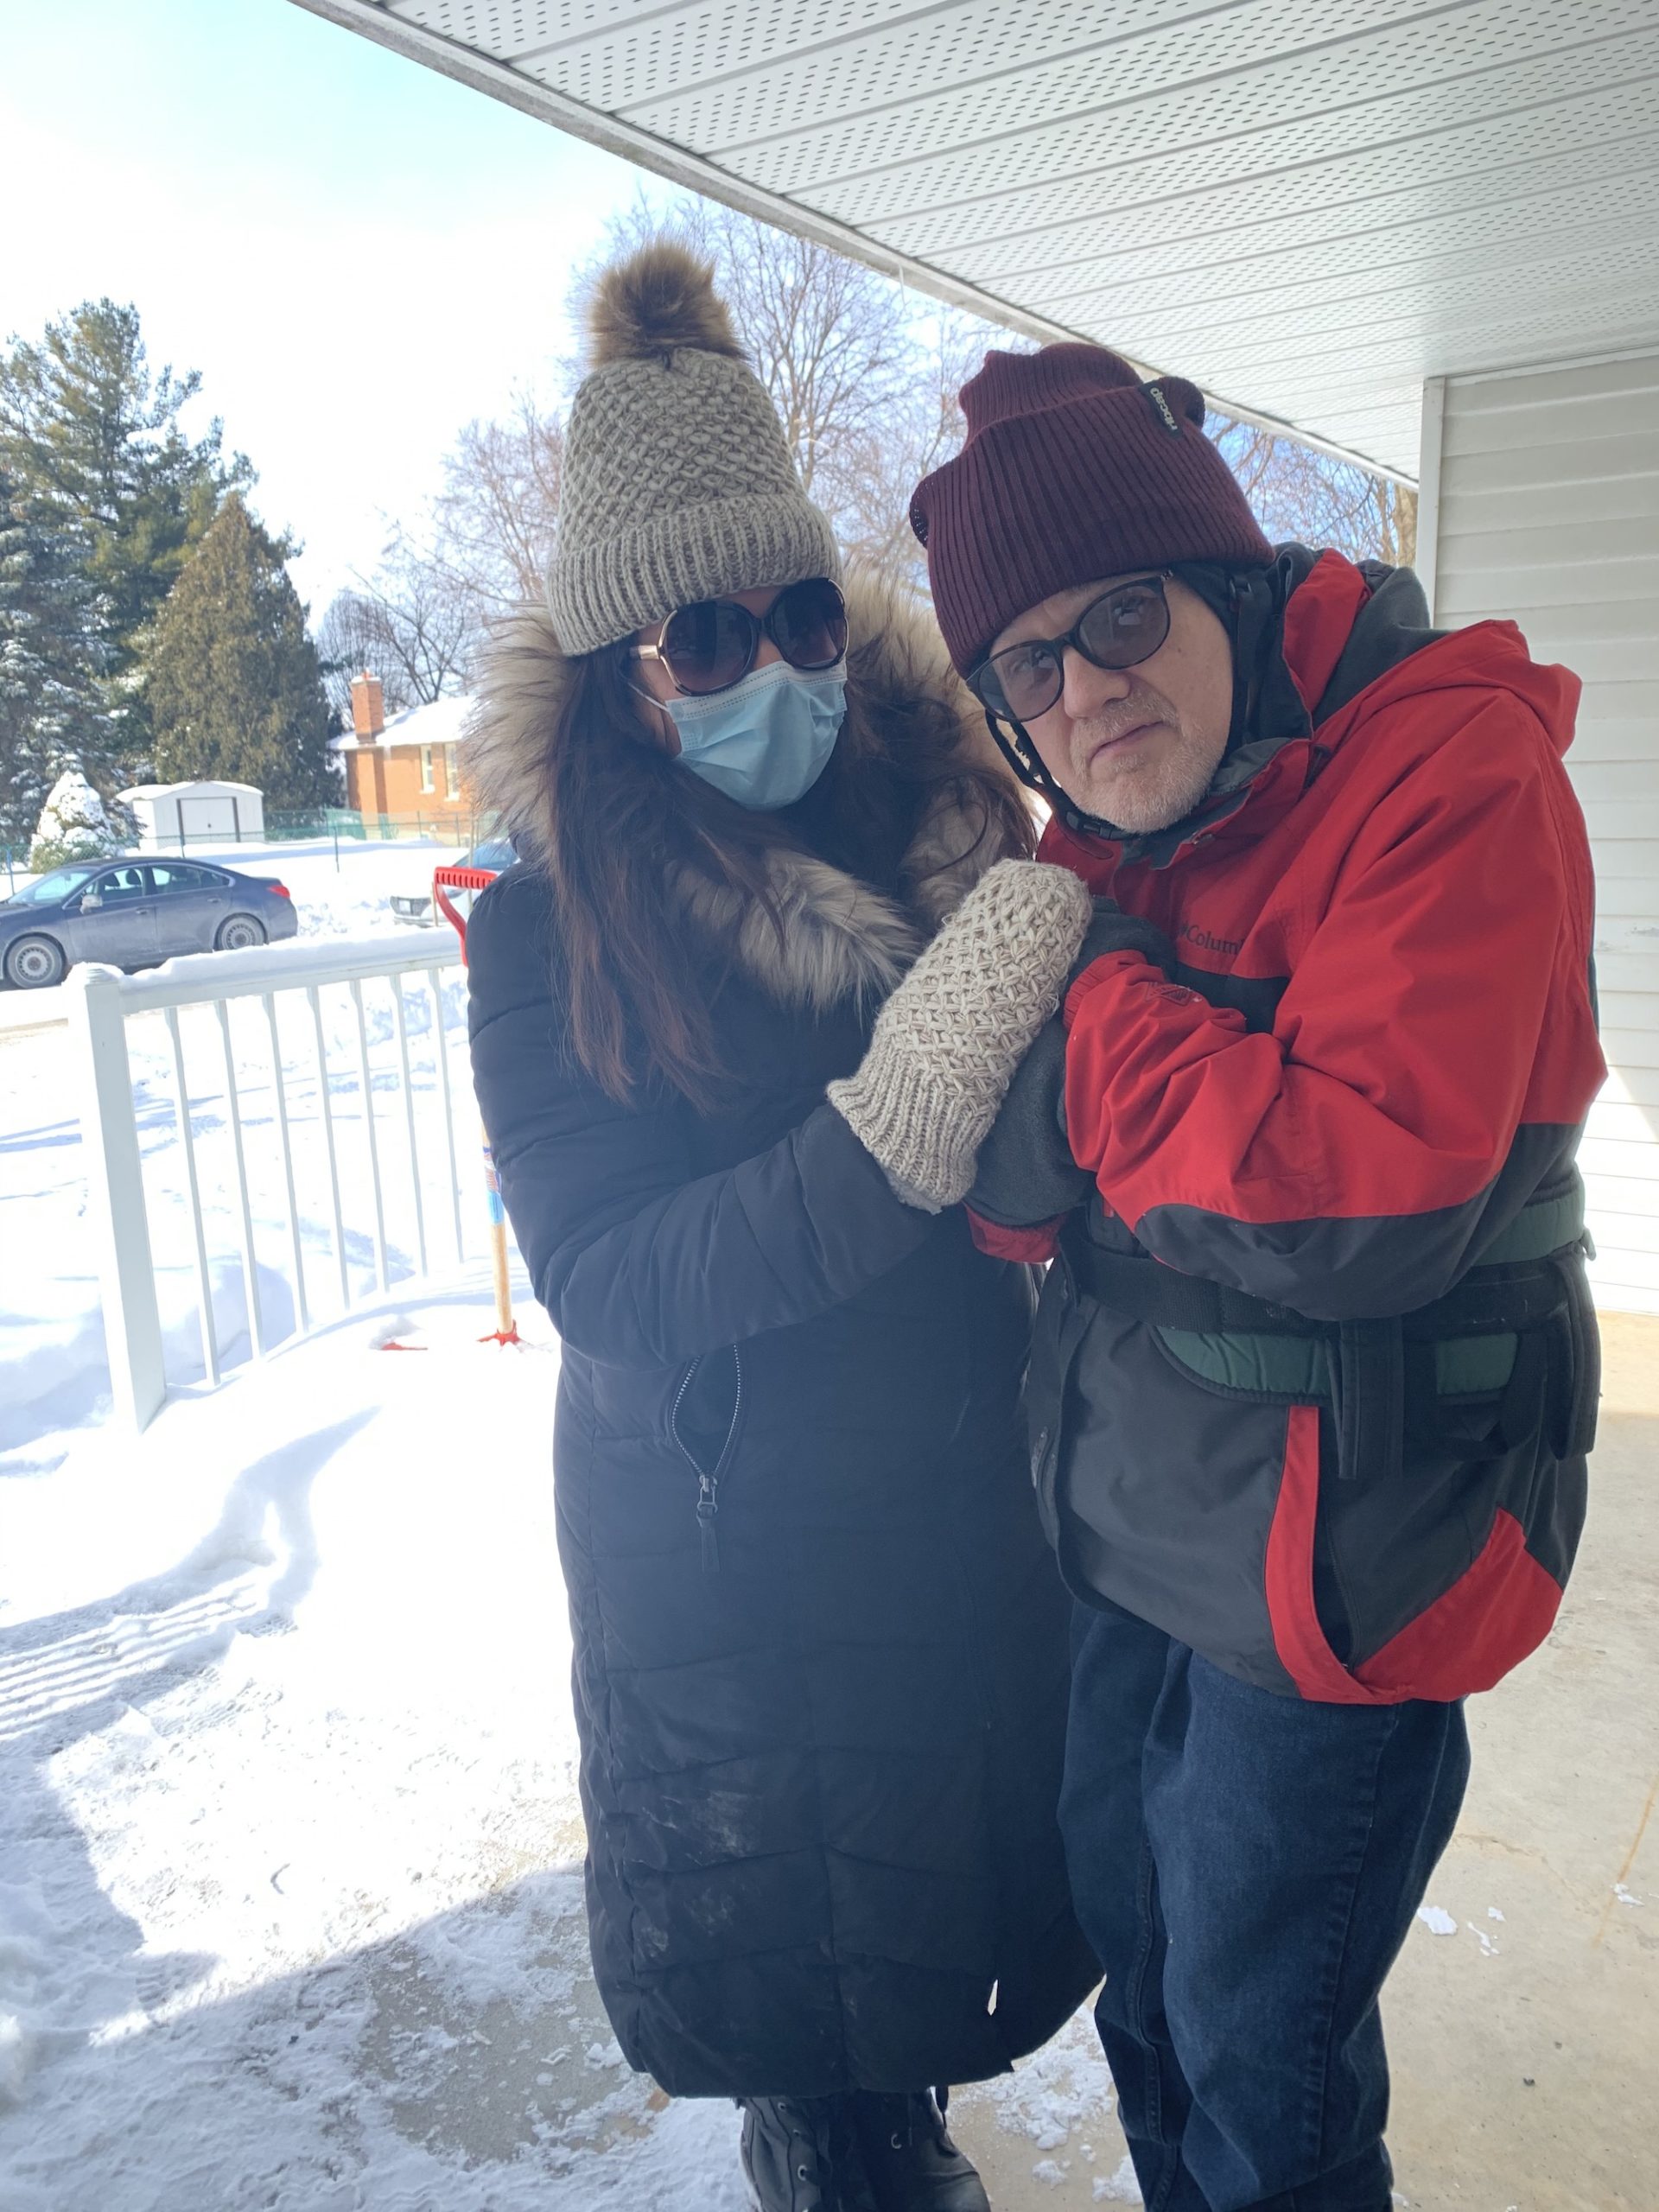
[0,857,299,988]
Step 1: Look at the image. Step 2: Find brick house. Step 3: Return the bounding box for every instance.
[331,675,474,823]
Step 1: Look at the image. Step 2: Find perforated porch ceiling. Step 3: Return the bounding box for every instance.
[296,0,1659,480]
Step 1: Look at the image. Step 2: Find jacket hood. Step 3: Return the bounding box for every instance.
[1349,611,1583,760]
[1290,549,1581,761]
[465,567,1034,1013]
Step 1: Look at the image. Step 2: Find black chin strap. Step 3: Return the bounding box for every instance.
[983,708,1122,841]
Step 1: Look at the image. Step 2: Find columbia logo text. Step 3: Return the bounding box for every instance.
[1176,921,1243,957]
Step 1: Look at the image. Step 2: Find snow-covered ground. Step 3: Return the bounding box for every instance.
[243,835,474,943]
[0,840,1128,2210]
[0,1276,750,2210]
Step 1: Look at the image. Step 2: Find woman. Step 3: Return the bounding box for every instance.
[465,243,1096,2212]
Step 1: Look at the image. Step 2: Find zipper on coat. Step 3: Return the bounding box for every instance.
[695,1472,720,1573]
[671,1345,744,1576]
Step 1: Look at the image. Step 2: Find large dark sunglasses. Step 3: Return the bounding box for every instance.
[969,572,1173,724]
[632,575,848,697]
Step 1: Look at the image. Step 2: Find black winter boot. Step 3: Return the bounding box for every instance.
[740,2094,882,2212]
[849,2090,992,2212]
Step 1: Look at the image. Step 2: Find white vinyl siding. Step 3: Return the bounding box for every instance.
[1422,350,1659,1313]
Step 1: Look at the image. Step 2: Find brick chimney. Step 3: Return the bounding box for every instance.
[350,671,385,741]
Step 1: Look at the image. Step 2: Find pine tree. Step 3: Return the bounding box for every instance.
[0,466,116,846]
[145,494,334,808]
[0,300,251,781]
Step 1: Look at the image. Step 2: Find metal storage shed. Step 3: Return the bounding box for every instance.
[118,780,267,850]
[292,0,1659,1308]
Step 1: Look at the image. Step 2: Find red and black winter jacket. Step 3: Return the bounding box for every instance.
[971,549,1605,1704]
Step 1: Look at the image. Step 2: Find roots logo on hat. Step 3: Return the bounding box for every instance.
[910,343,1272,676]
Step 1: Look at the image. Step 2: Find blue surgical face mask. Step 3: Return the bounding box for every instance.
[661,658,846,811]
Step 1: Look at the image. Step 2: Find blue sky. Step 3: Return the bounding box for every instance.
[0,0,671,611]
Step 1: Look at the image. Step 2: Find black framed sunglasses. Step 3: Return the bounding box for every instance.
[632,575,848,697]
[969,572,1173,724]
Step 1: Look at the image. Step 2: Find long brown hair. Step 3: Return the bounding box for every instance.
[516,614,1033,1113]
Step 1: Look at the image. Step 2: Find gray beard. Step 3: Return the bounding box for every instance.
[1071,721,1224,836]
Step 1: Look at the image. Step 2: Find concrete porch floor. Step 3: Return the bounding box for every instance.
[948,1312,1659,2212]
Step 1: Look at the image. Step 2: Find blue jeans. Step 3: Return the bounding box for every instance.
[1060,1602,1470,2212]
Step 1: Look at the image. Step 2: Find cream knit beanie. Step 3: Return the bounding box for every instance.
[549,241,841,656]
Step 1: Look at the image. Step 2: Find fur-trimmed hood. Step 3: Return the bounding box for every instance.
[464,568,1033,1012]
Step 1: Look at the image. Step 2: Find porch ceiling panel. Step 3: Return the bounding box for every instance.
[294,0,1659,480]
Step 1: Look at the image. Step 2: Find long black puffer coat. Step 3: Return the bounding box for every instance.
[464,578,1096,2100]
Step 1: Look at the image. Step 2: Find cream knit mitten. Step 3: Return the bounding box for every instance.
[828,860,1093,1211]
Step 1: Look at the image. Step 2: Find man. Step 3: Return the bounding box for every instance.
[906,343,1605,2211]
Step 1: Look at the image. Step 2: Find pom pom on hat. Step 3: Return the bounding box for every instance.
[586,240,745,368]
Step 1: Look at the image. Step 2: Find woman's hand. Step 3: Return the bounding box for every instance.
[827,860,1092,1210]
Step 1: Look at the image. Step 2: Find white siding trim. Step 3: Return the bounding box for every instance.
[1433,349,1659,1313]
[1438,345,1659,393]
[1417,375,1446,620]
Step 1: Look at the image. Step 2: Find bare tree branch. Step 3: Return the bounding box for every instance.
[430,391,563,613]
[320,529,474,715]
[316,589,410,721]
[1209,416,1417,567]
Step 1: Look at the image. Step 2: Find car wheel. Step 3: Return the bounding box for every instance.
[3,934,67,989]
[214,914,267,951]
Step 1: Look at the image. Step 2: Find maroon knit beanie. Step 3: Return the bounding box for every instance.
[910,342,1274,675]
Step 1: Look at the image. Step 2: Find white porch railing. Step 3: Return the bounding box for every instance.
[5,933,473,1429]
